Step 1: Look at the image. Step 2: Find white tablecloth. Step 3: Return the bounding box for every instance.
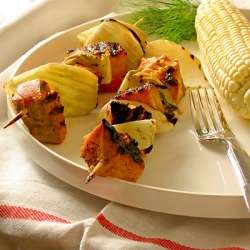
[1,1,250,249]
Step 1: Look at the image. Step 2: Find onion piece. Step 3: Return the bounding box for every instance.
[145,39,209,88]
[77,19,149,71]
[3,63,99,117]
[113,119,156,151]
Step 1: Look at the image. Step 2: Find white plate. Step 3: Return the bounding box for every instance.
[7,12,250,218]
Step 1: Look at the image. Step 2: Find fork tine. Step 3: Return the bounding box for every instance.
[203,88,221,133]
[190,88,215,134]
[207,88,235,138]
[196,88,214,134]
[210,88,233,134]
[190,88,234,139]
[190,88,208,135]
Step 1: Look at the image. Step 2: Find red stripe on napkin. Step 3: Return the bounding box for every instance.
[96,213,245,250]
[0,205,71,224]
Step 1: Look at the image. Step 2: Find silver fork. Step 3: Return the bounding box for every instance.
[189,88,250,212]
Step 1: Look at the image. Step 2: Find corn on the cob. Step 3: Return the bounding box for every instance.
[195,0,250,119]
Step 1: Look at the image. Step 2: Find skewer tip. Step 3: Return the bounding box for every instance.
[85,172,95,184]
[3,110,27,129]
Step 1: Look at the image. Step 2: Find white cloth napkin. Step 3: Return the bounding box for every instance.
[0,0,117,72]
[1,138,250,250]
[1,1,250,249]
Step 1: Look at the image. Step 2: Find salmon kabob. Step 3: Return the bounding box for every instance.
[4,79,67,144]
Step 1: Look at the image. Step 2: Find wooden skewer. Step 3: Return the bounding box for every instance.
[85,162,104,184]
[85,172,95,184]
[3,109,28,129]
[85,131,105,184]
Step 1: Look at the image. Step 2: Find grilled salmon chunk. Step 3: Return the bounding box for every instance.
[138,54,185,104]
[80,119,145,182]
[115,84,167,113]
[10,79,66,144]
[103,100,152,124]
[115,83,178,124]
[83,41,127,90]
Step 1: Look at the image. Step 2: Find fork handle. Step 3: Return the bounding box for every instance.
[226,140,250,211]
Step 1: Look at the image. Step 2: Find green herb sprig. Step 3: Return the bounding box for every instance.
[117,0,199,43]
